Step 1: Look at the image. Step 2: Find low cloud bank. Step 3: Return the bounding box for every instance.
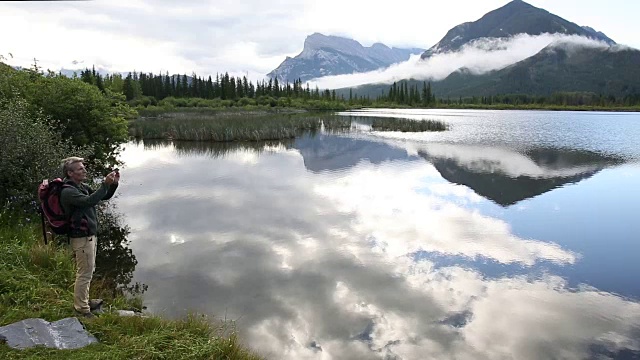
[310,33,612,89]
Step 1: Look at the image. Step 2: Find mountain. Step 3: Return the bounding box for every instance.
[430,42,640,98]
[267,33,424,83]
[421,0,615,59]
[341,0,637,99]
[343,42,640,99]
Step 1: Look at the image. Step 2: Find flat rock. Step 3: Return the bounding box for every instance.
[116,310,145,317]
[0,317,98,350]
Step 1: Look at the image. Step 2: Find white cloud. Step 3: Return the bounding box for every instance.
[1,0,639,82]
[311,34,612,89]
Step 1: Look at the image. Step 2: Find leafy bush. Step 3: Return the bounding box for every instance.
[0,64,131,171]
[0,98,87,210]
[236,97,255,106]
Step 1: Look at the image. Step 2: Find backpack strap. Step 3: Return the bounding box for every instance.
[39,206,48,245]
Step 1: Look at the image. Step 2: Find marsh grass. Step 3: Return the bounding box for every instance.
[371,117,447,132]
[130,112,315,141]
[129,111,356,142]
[321,115,352,130]
[0,209,261,360]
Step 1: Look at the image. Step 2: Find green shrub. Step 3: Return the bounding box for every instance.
[0,98,86,210]
[0,64,131,172]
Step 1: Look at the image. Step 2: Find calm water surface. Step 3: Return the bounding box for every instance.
[116,109,640,360]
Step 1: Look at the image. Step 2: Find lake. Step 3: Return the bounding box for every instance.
[114,109,640,360]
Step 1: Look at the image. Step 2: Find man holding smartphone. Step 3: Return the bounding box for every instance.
[60,157,120,318]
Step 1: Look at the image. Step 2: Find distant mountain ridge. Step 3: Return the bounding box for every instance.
[341,0,638,99]
[268,33,424,83]
[344,42,640,99]
[421,0,615,58]
[430,43,640,98]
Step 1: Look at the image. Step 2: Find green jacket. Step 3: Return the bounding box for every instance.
[60,179,118,237]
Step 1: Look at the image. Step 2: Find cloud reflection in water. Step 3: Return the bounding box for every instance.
[115,138,639,360]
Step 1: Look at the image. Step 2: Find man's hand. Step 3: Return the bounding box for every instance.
[105,171,118,185]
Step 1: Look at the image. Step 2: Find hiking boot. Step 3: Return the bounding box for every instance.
[75,310,96,319]
[89,299,104,311]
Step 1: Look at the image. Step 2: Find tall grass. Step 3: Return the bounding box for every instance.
[0,209,261,360]
[321,115,352,129]
[138,107,308,117]
[130,112,328,141]
[371,117,447,132]
[130,112,354,142]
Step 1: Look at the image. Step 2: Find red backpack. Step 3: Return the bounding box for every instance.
[37,178,72,243]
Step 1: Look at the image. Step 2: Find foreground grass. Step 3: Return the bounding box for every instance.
[0,210,261,360]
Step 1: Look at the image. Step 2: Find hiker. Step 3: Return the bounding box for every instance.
[60,157,120,318]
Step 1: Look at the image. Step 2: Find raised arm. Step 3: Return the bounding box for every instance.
[103,183,118,200]
[61,183,110,209]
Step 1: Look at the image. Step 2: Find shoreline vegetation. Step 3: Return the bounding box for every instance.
[129,110,448,142]
[371,118,447,132]
[134,98,640,114]
[129,111,351,142]
[54,66,640,113]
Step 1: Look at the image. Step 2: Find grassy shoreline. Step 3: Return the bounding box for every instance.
[136,102,640,114]
[128,104,639,143]
[0,210,261,359]
[129,111,352,142]
[362,103,640,112]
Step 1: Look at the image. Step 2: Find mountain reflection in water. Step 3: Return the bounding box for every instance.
[117,124,640,360]
[293,134,625,206]
[418,145,624,206]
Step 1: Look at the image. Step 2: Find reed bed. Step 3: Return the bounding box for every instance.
[130,112,355,142]
[371,117,447,132]
[129,112,448,142]
[130,113,325,141]
[321,115,352,130]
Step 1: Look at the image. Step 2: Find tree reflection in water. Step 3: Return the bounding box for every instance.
[93,203,146,298]
[140,138,296,158]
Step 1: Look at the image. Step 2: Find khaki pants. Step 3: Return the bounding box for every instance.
[71,235,97,313]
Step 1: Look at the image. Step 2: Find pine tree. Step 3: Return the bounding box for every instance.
[243,76,249,97]
[181,75,188,97]
[123,73,135,101]
[80,68,93,85]
[95,73,105,93]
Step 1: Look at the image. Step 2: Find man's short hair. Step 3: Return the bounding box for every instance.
[62,157,85,178]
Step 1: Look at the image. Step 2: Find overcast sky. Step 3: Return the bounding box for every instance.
[1,0,638,82]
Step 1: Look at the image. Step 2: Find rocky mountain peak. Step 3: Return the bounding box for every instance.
[268,33,424,82]
[422,0,615,58]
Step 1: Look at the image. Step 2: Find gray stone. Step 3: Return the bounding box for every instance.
[116,310,137,317]
[115,310,146,318]
[0,317,98,350]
